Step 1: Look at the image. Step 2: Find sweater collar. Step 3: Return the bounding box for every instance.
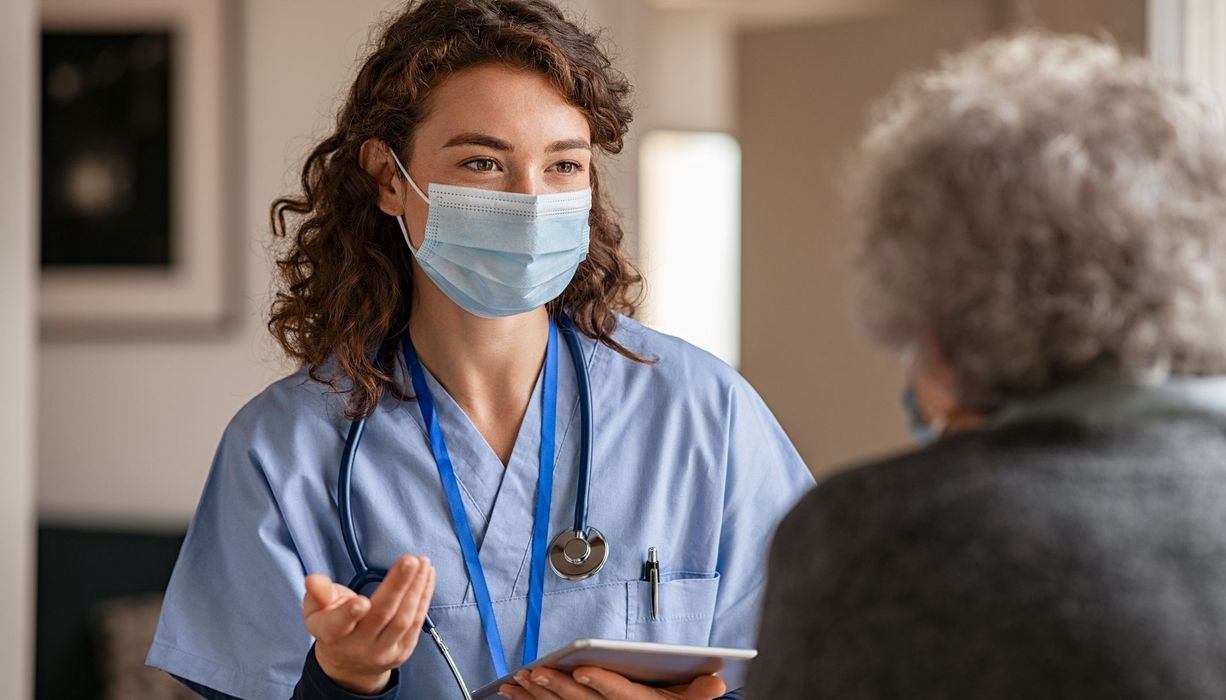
[992,377,1226,428]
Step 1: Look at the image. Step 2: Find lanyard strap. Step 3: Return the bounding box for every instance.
[403,317,559,678]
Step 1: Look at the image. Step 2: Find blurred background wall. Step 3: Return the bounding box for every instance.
[36,0,1149,534]
[739,0,1145,471]
[18,0,1155,696]
[2,0,37,697]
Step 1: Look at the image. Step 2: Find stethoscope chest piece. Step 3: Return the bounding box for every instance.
[548,527,609,580]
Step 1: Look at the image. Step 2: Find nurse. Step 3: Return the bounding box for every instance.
[147,0,813,698]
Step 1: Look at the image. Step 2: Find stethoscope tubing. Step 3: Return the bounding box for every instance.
[338,315,596,605]
[558,315,593,536]
[335,313,596,698]
[341,403,466,695]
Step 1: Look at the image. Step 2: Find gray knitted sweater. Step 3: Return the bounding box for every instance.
[748,404,1226,699]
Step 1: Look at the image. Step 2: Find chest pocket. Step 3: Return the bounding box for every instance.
[422,571,722,686]
[627,571,720,645]
[537,572,720,650]
[537,581,632,652]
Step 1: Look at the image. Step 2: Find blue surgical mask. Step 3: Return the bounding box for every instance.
[389,149,591,318]
[901,386,939,445]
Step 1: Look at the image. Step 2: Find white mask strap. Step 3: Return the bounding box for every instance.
[386,146,429,254]
[387,147,430,204]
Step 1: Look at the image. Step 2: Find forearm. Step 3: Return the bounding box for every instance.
[293,644,401,700]
[168,644,402,700]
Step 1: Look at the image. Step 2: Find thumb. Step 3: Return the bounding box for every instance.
[303,573,339,614]
[681,675,727,699]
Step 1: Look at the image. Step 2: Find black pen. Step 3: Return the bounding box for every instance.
[647,546,660,621]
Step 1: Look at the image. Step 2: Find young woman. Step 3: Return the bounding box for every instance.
[148,2,813,698]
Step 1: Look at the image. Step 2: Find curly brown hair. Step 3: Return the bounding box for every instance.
[269,0,645,418]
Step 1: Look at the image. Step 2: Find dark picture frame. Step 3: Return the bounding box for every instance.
[40,0,230,335]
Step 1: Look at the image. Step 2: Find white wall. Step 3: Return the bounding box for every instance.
[1,0,37,693]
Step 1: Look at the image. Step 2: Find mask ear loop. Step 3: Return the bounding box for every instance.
[386,146,431,254]
[902,346,950,439]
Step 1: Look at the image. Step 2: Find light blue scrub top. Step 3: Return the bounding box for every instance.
[148,317,815,699]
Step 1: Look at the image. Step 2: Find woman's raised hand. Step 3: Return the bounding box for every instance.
[302,555,436,695]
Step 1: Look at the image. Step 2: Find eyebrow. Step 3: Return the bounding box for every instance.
[546,138,591,153]
[441,132,591,153]
[443,132,514,151]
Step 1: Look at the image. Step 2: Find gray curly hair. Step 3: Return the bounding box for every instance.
[854,31,1226,411]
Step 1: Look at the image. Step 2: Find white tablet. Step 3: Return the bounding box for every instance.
[471,638,757,699]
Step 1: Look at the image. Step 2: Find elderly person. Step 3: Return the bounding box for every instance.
[747,32,1226,699]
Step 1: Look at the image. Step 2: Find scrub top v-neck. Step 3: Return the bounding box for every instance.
[148,316,816,699]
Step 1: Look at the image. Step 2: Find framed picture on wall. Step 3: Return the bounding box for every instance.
[39,0,231,335]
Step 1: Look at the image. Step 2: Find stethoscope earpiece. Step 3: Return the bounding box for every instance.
[548,527,609,580]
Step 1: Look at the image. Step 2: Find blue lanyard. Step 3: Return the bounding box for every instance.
[403,318,559,678]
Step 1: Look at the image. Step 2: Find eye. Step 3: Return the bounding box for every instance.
[552,161,583,175]
[462,158,500,172]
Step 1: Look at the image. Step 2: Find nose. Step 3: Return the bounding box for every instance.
[506,167,545,195]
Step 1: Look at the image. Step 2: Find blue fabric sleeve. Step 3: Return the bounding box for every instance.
[145,402,331,696]
[147,411,318,697]
[711,379,815,694]
[172,645,401,700]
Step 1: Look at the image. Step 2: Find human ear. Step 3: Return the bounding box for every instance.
[908,337,986,434]
[359,138,407,217]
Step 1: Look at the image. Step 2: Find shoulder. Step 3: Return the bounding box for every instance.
[600,315,756,405]
[786,417,1226,541]
[219,364,351,451]
[780,427,1051,538]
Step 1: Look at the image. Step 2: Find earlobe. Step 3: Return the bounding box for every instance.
[358,138,406,217]
[908,339,986,435]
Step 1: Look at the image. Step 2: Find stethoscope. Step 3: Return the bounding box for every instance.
[335,314,606,698]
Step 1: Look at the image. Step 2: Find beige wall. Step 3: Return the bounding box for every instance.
[1,0,37,693]
[737,0,1147,476]
[36,0,1151,526]
[739,0,995,475]
[36,0,406,527]
[994,0,1147,52]
[34,0,717,527]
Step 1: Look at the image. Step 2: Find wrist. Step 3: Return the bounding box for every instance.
[314,644,391,695]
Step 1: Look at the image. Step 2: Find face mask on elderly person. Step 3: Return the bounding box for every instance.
[899,345,984,444]
[901,386,940,445]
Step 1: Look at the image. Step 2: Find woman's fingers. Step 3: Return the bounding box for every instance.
[399,562,436,646]
[355,555,420,638]
[410,564,436,627]
[498,684,537,700]
[570,667,726,699]
[505,670,567,700]
[524,668,603,699]
[303,574,362,635]
[569,667,639,699]
[376,557,434,648]
[307,593,370,641]
[675,675,726,699]
[303,573,339,615]
[301,555,437,677]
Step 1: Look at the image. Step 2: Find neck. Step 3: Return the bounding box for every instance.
[407,278,549,463]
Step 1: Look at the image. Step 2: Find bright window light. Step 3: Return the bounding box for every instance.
[638,130,741,367]
[1182,0,1226,90]
[1153,0,1226,91]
